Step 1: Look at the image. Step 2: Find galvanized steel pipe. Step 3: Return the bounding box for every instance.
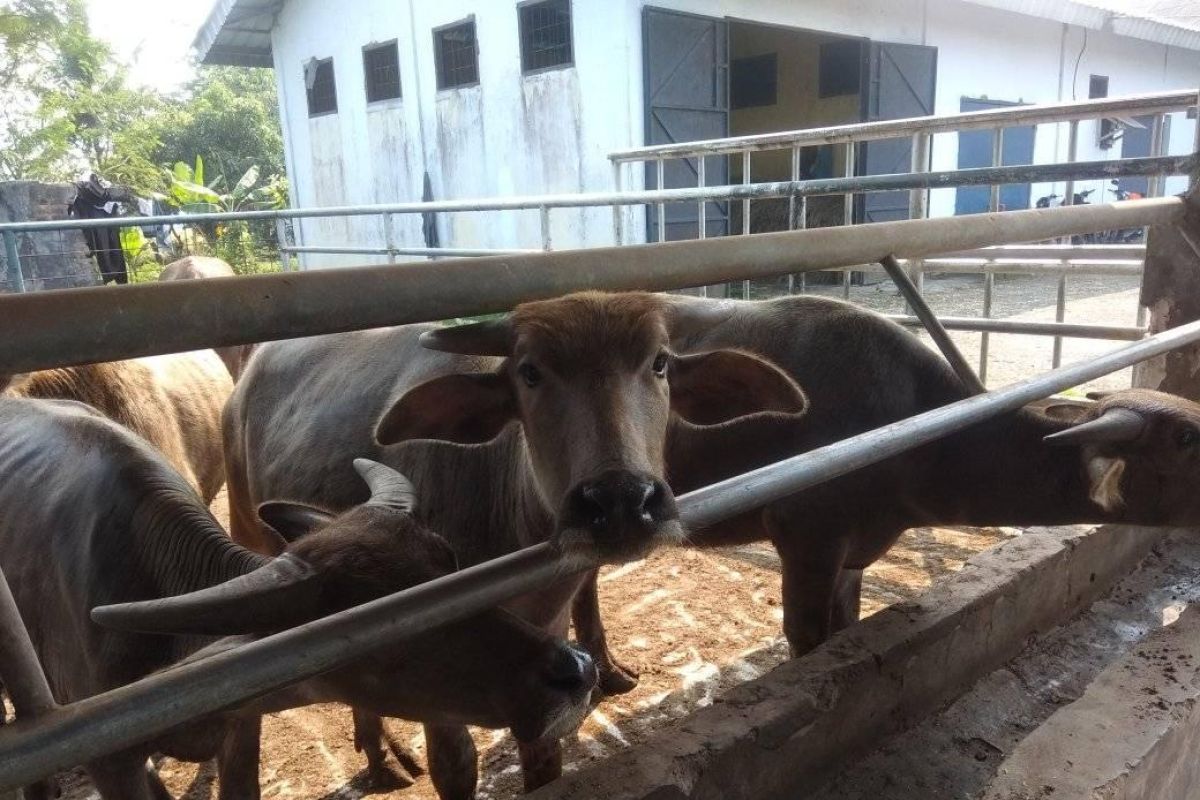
[0,197,1184,375]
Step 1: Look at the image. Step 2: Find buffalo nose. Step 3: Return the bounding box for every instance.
[543,643,597,694]
[568,470,675,533]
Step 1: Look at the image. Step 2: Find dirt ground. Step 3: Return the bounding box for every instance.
[49,273,1136,799]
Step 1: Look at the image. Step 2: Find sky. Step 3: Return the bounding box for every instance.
[85,0,214,92]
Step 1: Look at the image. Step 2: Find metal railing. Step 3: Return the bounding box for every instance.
[611,88,1200,380]
[0,194,1197,791]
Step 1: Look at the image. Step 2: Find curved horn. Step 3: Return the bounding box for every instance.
[353,458,417,512]
[1044,407,1146,446]
[418,316,513,356]
[91,553,323,636]
[664,297,739,345]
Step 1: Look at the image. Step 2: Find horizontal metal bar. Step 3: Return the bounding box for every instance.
[4,314,1200,789]
[915,261,1143,277]
[938,245,1145,260]
[610,90,1196,161]
[283,246,535,257]
[0,156,1188,235]
[886,315,1146,340]
[0,197,1183,375]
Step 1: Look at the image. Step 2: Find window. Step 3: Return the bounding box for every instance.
[519,0,573,73]
[819,40,861,98]
[731,54,777,109]
[434,18,479,89]
[363,41,401,103]
[305,58,337,116]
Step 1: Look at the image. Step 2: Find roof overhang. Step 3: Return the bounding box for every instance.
[193,0,282,68]
[962,0,1200,52]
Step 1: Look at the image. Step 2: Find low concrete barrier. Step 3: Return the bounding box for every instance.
[532,525,1171,800]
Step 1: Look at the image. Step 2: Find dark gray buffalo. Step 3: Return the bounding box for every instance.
[571,293,1200,673]
[223,291,807,797]
[0,396,596,800]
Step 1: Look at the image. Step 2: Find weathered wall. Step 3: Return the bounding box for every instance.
[0,182,97,292]
[268,0,1200,259]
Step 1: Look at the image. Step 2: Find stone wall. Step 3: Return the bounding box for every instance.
[0,181,99,292]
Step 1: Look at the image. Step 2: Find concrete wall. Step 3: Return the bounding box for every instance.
[268,0,1200,261]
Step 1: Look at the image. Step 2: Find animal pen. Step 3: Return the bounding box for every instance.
[3,89,1200,797]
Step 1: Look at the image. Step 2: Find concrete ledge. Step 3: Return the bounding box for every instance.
[531,525,1169,800]
[983,600,1200,800]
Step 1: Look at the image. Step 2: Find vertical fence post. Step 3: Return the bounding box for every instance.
[3,230,25,293]
[905,133,932,312]
[696,157,707,298]
[274,218,290,272]
[539,206,552,252]
[1053,119,1081,367]
[612,161,624,247]
[656,158,666,244]
[742,149,752,301]
[842,141,855,299]
[1148,113,1167,199]
[980,127,1005,382]
[383,213,397,264]
[787,145,807,296]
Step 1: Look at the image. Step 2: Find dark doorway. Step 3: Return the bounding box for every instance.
[642,6,729,242]
[954,97,1036,214]
[1118,115,1169,197]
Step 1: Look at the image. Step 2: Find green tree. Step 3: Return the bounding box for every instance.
[153,66,284,186]
[0,0,164,187]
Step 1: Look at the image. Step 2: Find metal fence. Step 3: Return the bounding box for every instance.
[1,193,1198,790]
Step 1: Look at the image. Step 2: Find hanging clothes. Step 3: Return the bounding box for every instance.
[68,174,130,285]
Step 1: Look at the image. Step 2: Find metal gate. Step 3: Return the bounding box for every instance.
[642,6,729,242]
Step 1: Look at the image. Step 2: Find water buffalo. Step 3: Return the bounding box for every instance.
[223,291,807,797]
[572,293,1200,673]
[2,351,232,503]
[158,256,254,380]
[0,396,596,800]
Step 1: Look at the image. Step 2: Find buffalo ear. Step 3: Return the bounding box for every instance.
[258,502,336,544]
[668,350,807,425]
[376,372,517,446]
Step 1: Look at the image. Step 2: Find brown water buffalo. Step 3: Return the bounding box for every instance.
[223,291,807,798]
[2,351,232,503]
[571,293,1200,675]
[158,256,254,380]
[0,396,595,800]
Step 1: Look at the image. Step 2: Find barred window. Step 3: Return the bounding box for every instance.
[305,58,337,116]
[434,19,479,89]
[363,41,401,103]
[519,0,572,73]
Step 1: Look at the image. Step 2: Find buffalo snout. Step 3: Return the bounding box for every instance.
[542,642,598,696]
[559,469,682,561]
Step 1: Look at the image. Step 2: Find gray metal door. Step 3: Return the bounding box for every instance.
[643,6,729,242]
[860,41,937,223]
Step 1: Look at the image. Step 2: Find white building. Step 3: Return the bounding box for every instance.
[196,0,1200,265]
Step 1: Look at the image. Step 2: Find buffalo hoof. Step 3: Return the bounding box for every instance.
[364,756,417,791]
[597,657,639,696]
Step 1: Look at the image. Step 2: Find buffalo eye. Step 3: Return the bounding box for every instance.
[652,352,669,377]
[518,362,543,388]
[1177,428,1199,448]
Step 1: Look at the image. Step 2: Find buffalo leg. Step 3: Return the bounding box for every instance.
[773,530,848,658]
[517,737,563,793]
[424,724,477,800]
[87,756,166,800]
[570,571,638,695]
[831,567,864,632]
[353,708,419,788]
[217,714,261,800]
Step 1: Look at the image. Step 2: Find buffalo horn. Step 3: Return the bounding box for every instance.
[1043,407,1146,446]
[354,458,417,512]
[418,316,513,355]
[90,553,323,636]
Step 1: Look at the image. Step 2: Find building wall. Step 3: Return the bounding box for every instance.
[268,0,1200,261]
